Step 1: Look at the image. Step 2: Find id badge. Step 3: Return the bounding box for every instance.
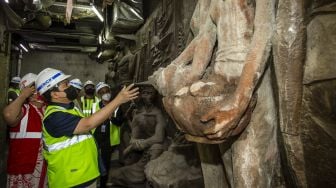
[101,124,106,133]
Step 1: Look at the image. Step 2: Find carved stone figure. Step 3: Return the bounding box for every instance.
[145,133,204,188]
[105,61,119,89]
[117,42,136,85]
[108,84,167,187]
[149,0,282,187]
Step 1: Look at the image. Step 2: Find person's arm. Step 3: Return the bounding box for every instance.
[73,84,138,134]
[3,87,34,126]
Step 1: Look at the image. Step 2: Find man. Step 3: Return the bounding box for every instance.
[93,82,124,188]
[7,76,21,103]
[81,80,100,117]
[35,68,138,188]
[3,73,47,188]
[70,78,83,111]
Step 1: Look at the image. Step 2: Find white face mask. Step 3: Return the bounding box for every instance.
[101,93,111,101]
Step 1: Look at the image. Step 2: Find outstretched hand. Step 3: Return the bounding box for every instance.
[114,84,139,105]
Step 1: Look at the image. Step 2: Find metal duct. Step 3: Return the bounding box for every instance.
[29,42,97,52]
[108,0,144,33]
[0,2,24,29]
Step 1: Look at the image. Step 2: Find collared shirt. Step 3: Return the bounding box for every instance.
[43,102,81,138]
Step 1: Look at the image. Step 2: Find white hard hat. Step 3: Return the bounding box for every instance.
[84,80,95,88]
[96,82,110,93]
[11,76,21,84]
[36,68,71,95]
[70,78,83,90]
[20,73,37,90]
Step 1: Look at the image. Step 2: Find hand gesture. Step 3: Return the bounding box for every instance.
[20,86,35,99]
[114,84,139,105]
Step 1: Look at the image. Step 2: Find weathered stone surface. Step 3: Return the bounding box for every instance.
[0,25,10,186]
[301,80,336,187]
[148,0,283,187]
[145,143,203,188]
[298,12,336,187]
[304,14,336,84]
[272,0,307,186]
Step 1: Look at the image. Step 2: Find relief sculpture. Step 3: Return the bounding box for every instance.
[109,84,168,187]
[149,0,283,186]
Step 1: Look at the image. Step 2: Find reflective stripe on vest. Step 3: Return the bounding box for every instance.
[81,96,99,117]
[93,102,120,146]
[43,105,99,187]
[43,134,92,152]
[10,104,43,139]
[8,88,20,95]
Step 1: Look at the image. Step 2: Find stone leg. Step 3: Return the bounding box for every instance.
[196,143,229,188]
[230,69,280,188]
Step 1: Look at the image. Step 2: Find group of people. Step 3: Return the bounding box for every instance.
[3,68,139,188]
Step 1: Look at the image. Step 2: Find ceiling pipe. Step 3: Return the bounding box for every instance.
[91,4,104,22]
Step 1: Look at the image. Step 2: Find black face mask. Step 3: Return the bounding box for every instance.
[85,88,95,96]
[64,86,79,101]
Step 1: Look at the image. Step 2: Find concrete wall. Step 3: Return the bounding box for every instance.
[21,51,108,84]
[0,33,11,185]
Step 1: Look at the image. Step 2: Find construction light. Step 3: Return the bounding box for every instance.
[91,5,104,22]
[97,51,102,58]
[98,35,102,44]
[19,43,28,52]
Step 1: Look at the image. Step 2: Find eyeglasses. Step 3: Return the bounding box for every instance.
[53,79,69,91]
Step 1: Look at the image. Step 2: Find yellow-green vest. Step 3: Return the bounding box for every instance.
[8,87,20,96]
[42,105,100,188]
[7,88,20,102]
[80,96,100,117]
[93,102,120,146]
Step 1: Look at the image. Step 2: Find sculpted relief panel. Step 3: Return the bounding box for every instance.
[108,0,336,187]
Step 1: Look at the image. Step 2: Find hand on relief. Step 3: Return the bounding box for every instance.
[200,95,257,141]
[20,86,35,99]
[130,139,146,150]
[114,84,139,104]
[200,101,243,140]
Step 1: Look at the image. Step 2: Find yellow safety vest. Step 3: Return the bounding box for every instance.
[8,87,20,96]
[7,88,20,102]
[42,105,100,188]
[92,102,121,146]
[80,96,100,117]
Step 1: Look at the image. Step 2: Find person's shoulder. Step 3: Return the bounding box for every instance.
[44,110,78,124]
[8,90,18,97]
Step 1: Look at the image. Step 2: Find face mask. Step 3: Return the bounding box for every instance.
[64,86,79,101]
[85,88,95,96]
[102,93,111,101]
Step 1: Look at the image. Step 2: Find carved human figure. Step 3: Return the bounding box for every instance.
[149,0,280,187]
[117,43,136,85]
[108,84,167,186]
[105,61,119,89]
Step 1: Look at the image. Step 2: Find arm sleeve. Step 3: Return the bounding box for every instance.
[111,108,124,126]
[43,112,82,138]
